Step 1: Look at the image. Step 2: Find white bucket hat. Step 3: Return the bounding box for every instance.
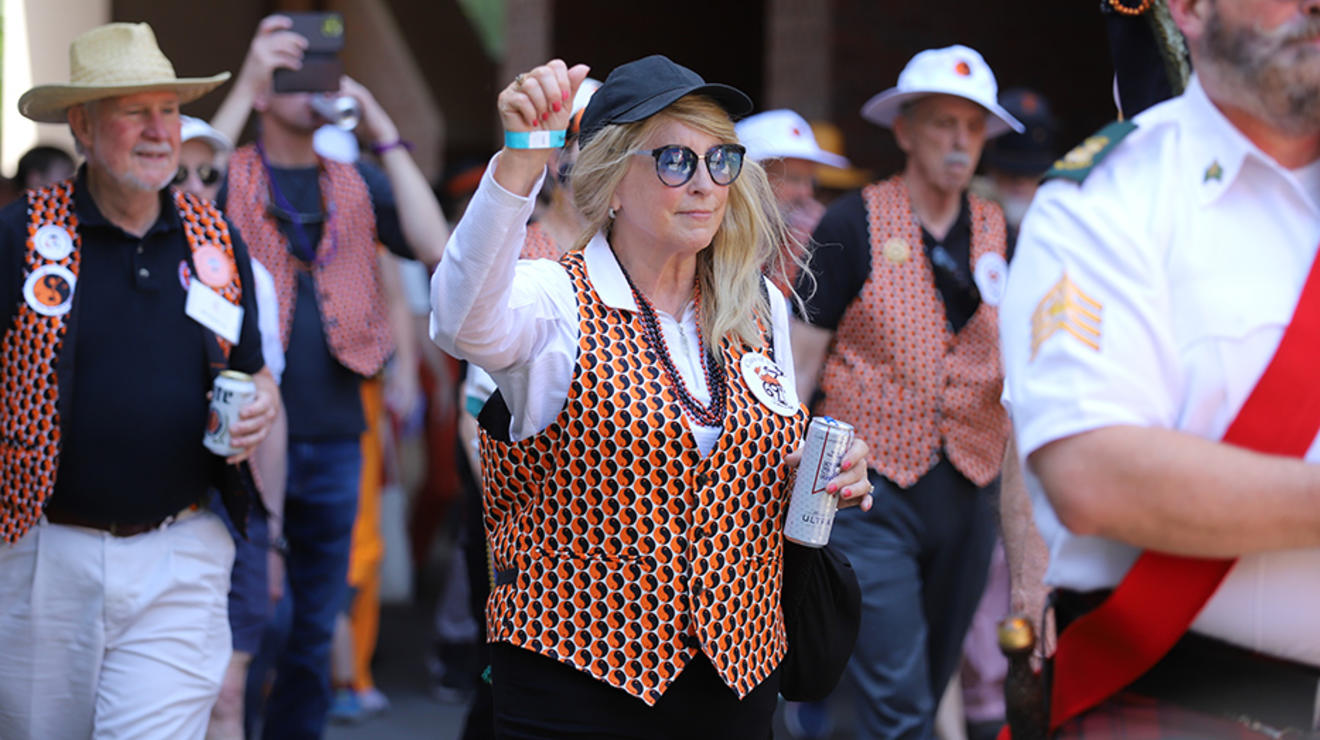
[736,109,851,168]
[861,45,1023,139]
[19,23,230,124]
[180,115,233,154]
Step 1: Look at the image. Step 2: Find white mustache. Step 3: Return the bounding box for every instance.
[944,152,973,168]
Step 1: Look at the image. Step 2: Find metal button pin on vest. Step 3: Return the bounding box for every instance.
[138,267,149,279]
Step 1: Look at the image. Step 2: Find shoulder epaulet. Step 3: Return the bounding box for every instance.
[1044,120,1138,184]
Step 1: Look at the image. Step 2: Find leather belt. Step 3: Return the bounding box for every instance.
[45,504,202,537]
[1055,589,1320,732]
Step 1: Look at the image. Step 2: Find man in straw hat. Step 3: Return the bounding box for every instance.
[0,22,279,739]
[791,44,1022,738]
[998,0,1320,734]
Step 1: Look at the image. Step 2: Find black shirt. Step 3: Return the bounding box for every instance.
[0,168,265,525]
[795,189,979,332]
[218,161,411,439]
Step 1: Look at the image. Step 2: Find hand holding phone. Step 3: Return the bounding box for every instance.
[272,12,345,94]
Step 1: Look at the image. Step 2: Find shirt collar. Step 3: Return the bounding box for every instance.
[1180,74,1307,208]
[73,163,182,237]
[583,230,639,312]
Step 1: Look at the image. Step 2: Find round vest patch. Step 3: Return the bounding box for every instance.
[33,224,74,262]
[974,252,1008,307]
[740,351,798,416]
[193,245,232,288]
[178,259,194,291]
[883,237,911,265]
[23,264,76,317]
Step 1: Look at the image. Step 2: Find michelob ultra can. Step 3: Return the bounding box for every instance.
[204,370,256,457]
[784,416,855,548]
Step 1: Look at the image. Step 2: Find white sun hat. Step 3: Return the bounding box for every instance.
[860,45,1023,139]
[180,115,233,154]
[19,23,229,124]
[736,109,851,168]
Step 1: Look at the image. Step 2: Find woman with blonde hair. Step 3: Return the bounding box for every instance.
[430,56,873,736]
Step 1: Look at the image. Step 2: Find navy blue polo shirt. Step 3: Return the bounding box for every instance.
[0,168,264,525]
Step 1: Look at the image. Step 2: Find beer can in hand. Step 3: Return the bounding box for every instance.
[204,370,256,457]
[784,416,856,548]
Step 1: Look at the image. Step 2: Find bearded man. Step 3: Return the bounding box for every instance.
[0,23,278,739]
[999,0,1320,735]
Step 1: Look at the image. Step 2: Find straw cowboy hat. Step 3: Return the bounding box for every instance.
[18,23,230,124]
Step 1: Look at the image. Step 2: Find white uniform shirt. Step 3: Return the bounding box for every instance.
[1001,76,1320,667]
[430,154,797,457]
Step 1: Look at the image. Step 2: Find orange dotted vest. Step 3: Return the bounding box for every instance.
[0,182,242,544]
[817,176,1009,488]
[521,221,561,260]
[480,253,808,705]
[225,145,392,377]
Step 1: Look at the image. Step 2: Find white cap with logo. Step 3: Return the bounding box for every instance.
[736,109,850,168]
[861,44,1024,138]
[180,115,233,154]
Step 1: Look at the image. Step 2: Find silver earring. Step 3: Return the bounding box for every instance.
[608,207,617,220]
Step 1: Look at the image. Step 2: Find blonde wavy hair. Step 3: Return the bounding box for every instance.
[568,95,807,351]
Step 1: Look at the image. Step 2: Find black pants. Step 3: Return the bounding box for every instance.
[490,642,779,739]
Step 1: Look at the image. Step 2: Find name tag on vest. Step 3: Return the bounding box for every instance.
[185,278,243,344]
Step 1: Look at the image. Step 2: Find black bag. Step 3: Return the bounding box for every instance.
[779,539,862,701]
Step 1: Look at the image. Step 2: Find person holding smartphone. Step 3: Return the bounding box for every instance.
[208,15,449,739]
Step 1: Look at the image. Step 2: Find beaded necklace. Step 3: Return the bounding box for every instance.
[617,260,727,427]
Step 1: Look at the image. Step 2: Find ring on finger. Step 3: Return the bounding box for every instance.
[514,73,526,90]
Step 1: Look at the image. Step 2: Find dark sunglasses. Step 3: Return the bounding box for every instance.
[173,163,223,188]
[632,144,745,188]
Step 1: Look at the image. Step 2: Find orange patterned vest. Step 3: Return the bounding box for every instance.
[817,176,1009,488]
[0,182,242,544]
[225,145,392,377]
[480,253,808,705]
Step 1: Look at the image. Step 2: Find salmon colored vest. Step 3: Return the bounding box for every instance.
[225,145,392,377]
[0,183,242,544]
[521,221,561,260]
[481,253,808,705]
[817,176,1009,488]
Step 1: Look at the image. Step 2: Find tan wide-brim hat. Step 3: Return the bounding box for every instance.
[19,23,230,124]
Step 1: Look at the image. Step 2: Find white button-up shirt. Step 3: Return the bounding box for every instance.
[430,154,797,457]
[1001,76,1320,667]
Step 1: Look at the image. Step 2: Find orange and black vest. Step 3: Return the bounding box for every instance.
[817,176,1009,488]
[225,145,393,377]
[480,253,808,705]
[0,182,242,544]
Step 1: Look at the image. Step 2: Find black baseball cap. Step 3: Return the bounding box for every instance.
[982,87,1059,176]
[577,55,753,148]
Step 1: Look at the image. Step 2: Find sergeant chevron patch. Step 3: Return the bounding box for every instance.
[1031,272,1102,360]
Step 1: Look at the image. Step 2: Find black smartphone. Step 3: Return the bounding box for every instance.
[272,12,346,94]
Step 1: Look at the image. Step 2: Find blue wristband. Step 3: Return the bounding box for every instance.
[505,129,566,149]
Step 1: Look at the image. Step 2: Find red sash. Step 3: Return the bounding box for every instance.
[1047,243,1320,731]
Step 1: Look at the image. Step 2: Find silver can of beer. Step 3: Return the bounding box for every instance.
[204,370,256,457]
[784,416,856,548]
[310,94,360,131]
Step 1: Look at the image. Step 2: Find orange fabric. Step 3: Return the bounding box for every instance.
[481,253,809,705]
[817,176,1009,488]
[348,377,386,690]
[521,221,561,260]
[0,182,240,544]
[225,145,393,377]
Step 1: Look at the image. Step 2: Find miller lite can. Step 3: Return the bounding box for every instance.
[204,370,256,457]
[784,416,855,548]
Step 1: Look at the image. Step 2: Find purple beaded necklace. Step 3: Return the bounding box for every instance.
[617,261,727,427]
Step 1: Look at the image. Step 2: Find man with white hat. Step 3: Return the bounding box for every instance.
[0,22,279,739]
[791,44,1022,738]
[736,108,850,258]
